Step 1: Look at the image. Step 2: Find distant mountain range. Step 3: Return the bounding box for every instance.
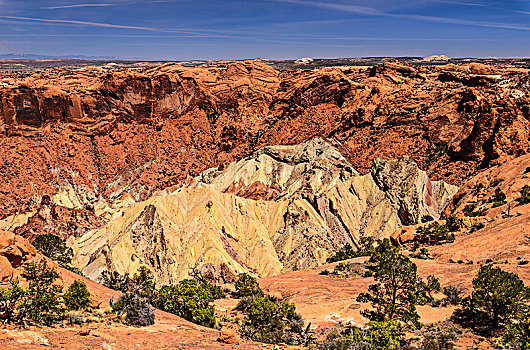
[0,53,142,60]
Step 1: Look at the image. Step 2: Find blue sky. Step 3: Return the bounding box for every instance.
[0,0,529,60]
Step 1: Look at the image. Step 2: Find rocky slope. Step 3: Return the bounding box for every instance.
[71,138,457,285]
[0,230,271,350]
[0,61,528,225]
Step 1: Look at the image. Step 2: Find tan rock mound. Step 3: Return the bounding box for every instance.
[72,138,457,285]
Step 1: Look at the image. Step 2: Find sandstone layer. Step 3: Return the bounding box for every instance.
[0,61,529,225]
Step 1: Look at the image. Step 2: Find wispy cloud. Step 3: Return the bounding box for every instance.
[40,0,179,10]
[277,0,381,15]
[274,0,530,31]
[41,2,136,10]
[435,0,530,15]
[0,15,169,31]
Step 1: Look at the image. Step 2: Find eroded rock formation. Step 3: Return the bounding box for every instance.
[72,138,457,285]
[0,60,529,224]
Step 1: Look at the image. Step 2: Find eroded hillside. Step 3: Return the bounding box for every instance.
[1,60,529,225]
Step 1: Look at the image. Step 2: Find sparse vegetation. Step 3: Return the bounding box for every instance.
[444,215,463,232]
[415,222,455,245]
[326,237,377,263]
[357,239,439,328]
[454,264,530,335]
[156,279,223,328]
[323,262,366,278]
[463,202,486,217]
[417,323,458,350]
[516,185,530,205]
[488,188,507,208]
[234,273,263,297]
[0,259,66,326]
[236,294,304,345]
[64,280,91,311]
[32,233,78,272]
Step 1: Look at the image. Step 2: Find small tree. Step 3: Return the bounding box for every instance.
[326,237,376,263]
[517,185,530,206]
[445,215,463,232]
[352,319,404,350]
[33,234,74,269]
[455,264,530,335]
[357,239,434,328]
[0,277,25,324]
[235,273,264,297]
[236,295,304,344]
[112,291,155,327]
[20,259,65,326]
[101,270,132,292]
[156,279,223,328]
[131,266,156,299]
[415,222,455,245]
[504,307,530,350]
[64,281,91,311]
[104,267,157,326]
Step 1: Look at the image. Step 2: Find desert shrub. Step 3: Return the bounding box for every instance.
[472,183,485,196]
[104,267,157,326]
[101,266,155,300]
[64,280,91,311]
[111,291,155,327]
[326,262,366,278]
[411,247,432,260]
[101,270,132,292]
[327,237,376,263]
[320,319,404,350]
[357,239,437,328]
[517,185,530,206]
[21,259,65,326]
[463,202,486,217]
[445,215,463,232]
[0,277,25,324]
[419,275,442,305]
[504,308,530,350]
[66,311,86,325]
[488,188,507,207]
[33,234,76,271]
[236,294,304,345]
[155,279,223,328]
[234,273,263,297]
[468,222,485,234]
[442,286,463,306]
[454,264,530,335]
[415,223,455,245]
[492,201,505,208]
[421,215,434,223]
[353,319,403,349]
[0,259,68,326]
[418,324,457,350]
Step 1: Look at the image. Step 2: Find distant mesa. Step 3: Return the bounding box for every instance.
[294,57,314,65]
[423,54,450,62]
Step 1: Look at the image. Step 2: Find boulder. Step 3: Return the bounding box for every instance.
[219,326,240,345]
[0,230,37,268]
